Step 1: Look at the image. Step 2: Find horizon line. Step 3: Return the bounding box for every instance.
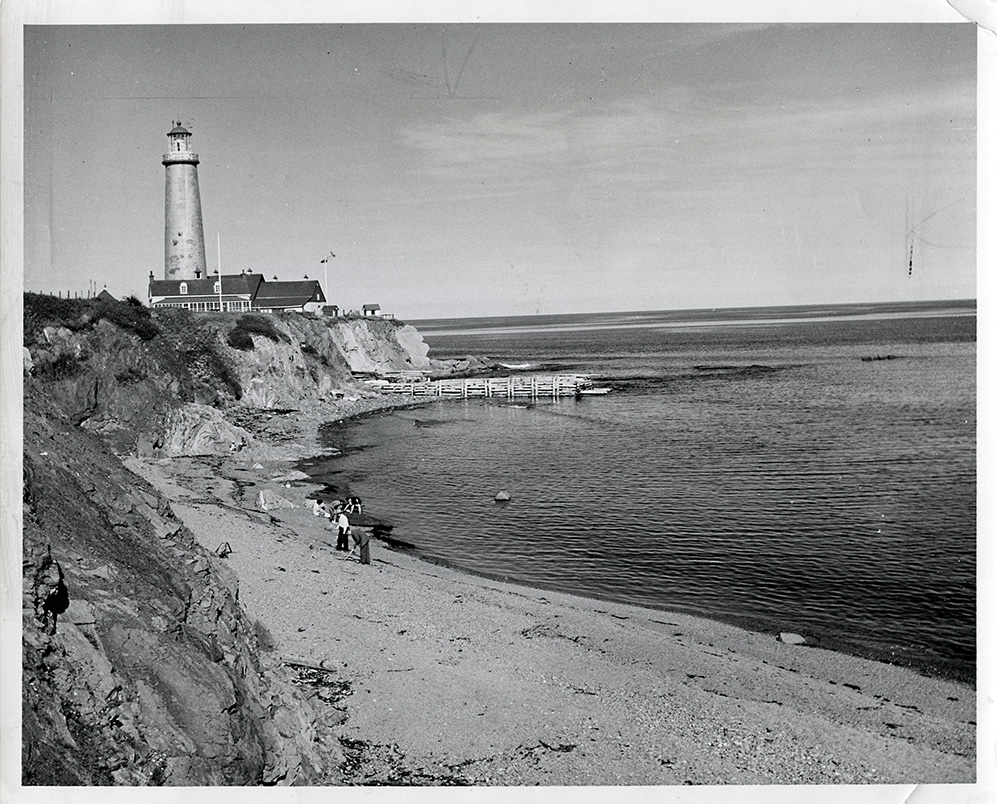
[408,297,977,324]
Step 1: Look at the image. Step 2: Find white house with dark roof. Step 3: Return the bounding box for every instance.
[148,271,328,313]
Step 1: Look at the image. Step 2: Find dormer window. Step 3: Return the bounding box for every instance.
[179,282,188,295]
[213,281,221,293]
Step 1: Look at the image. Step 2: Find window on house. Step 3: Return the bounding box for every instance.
[213,281,221,293]
[179,282,187,295]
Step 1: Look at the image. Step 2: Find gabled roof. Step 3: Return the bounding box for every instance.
[243,273,265,295]
[363,303,381,311]
[253,280,325,307]
[148,274,326,308]
[149,274,257,297]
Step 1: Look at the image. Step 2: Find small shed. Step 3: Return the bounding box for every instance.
[362,304,382,317]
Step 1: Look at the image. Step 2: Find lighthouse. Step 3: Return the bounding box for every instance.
[162,121,207,280]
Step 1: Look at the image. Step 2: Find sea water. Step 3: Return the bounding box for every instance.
[300,301,976,682]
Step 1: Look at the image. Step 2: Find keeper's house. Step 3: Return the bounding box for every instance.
[148,271,328,313]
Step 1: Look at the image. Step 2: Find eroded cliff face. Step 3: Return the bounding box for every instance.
[325,319,431,376]
[23,306,447,457]
[22,388,339,785]
[227,315,429,408]
[19,298,456,786]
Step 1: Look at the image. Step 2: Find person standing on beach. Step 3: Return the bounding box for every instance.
[335,509,351,552]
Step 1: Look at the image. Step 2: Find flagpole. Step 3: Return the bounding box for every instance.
[217,233,223,312]
[321,251,335,301]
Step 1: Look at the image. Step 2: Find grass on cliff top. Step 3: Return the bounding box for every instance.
[24,293,159,345]
[226,314,290,351]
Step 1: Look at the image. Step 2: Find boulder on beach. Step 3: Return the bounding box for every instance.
[161,404,255,457]
[257,489,296,511]
[494,490,511,502]
[272,470,310,483]
[778,632,806,645]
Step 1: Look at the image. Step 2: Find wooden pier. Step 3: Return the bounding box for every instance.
[375,374,591,399]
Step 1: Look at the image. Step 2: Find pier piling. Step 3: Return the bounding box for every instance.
[376,374,590,399]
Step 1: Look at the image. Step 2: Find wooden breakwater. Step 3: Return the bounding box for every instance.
[374,374,591,399]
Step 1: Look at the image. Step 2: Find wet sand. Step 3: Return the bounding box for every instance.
[126,400,976,786]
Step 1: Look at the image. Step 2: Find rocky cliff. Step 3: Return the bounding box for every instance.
[23,297,468,456]
[22,388,336,784]
[19,294,465,785]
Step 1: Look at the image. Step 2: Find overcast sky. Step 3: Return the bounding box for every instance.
[23,22,976,318]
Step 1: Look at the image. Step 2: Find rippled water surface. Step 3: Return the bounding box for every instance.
[301,303,976,680]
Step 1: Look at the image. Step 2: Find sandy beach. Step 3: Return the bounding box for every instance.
[125,401,975,786]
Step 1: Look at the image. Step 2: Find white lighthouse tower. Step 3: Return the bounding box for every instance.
[162,121,207,280]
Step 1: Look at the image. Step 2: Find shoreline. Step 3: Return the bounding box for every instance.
[298,520,974,688]
[353,547,975,687]
[294,399,975,687]
[126,397,976,785]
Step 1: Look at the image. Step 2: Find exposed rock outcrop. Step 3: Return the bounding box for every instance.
[22,300,448,458]
[327,319,431,375]
[22,387,341,785]
[160,404,255,457]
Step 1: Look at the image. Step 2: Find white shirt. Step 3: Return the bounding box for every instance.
[337,513,349,531]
